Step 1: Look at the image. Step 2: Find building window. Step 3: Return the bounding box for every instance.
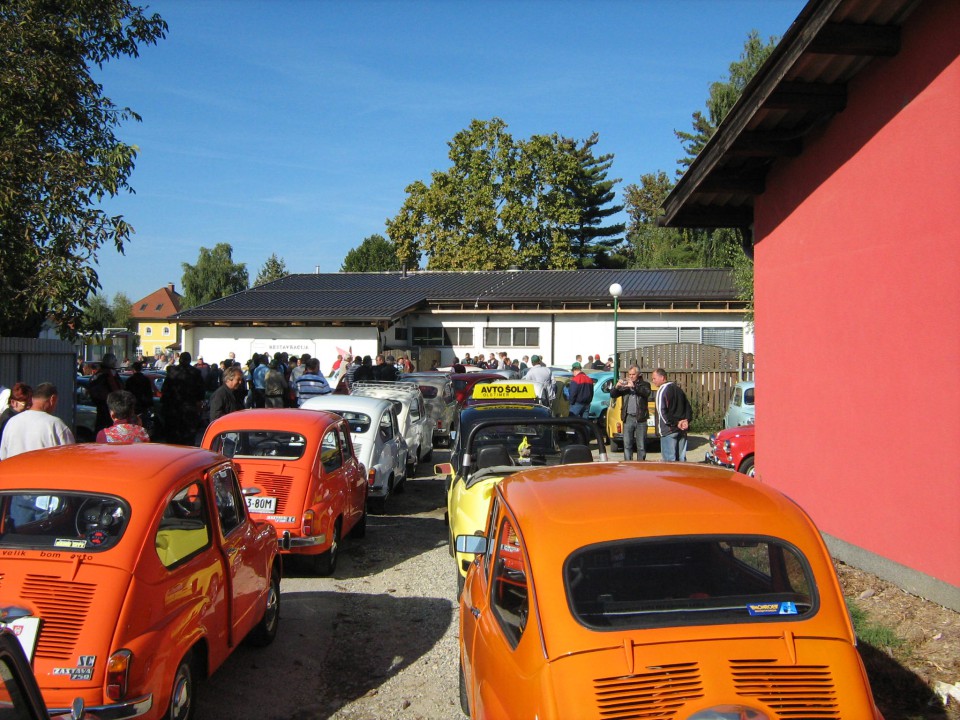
[155,304,164,311]
[412,327,473,347]
[162,327,171,336]
[484,327,539,348]
[145,327,153,336]
[615,326,743,352]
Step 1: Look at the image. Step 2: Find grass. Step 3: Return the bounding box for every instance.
[848,601,907,654]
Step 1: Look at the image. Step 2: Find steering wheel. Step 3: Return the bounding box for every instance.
[75,498,125,543]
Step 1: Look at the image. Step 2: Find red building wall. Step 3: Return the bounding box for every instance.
[754,0,960,590]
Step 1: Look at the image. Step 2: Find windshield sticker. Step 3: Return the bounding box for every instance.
[747,601,799,616]
[54,538,88,549]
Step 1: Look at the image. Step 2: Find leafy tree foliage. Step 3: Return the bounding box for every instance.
[181,243,248,309]
[111,292,133,329]
[0,0,167,337]
[568,134,625,268]
[254,253,288,286]
[81,294,114,336]
[623,172,698,268]
[676,31,777,170]
[386,118,623,271]
[341,234,400,272]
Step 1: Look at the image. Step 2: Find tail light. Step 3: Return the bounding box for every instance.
[368,467,376,487]
[302,509,315,536]
[106,649,132,700]
[615,421,622,434]
[436,420,442,430]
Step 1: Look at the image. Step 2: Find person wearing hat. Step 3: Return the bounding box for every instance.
[591,353,605,370]
[525,355,554,406]
[567,362,594,417]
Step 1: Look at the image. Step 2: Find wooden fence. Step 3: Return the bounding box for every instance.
[618,344,755,425]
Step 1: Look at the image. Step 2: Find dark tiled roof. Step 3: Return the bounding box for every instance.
[175,269,738,322]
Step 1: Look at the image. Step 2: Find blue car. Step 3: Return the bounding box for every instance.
[724,380,755,428]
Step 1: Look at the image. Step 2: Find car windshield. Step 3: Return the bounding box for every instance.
[327,411,371,434]
[0,492,131,551]
[565,535,816,630]
[208,430,307,459]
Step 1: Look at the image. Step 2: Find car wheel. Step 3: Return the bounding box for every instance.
[611,438,622,452]
[459,660,470,716]
[247,567,280,647]
[166,652,196,720]
[313,519,341,576]
[351,506,367,539]
[739,456,755,477]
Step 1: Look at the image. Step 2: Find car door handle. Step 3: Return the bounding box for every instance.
[470,606,481,619]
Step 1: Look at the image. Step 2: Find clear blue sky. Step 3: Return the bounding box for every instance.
[94,0,804,302]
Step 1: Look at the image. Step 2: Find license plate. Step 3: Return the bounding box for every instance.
[245,495,277,513]
[1,616,41,660]
[647,417,655,427]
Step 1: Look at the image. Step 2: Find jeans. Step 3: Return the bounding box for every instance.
[622,414,646,461]
[569,403,588,418]
[660,431,688,462]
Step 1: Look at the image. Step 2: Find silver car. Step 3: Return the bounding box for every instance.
[350,381,434,477]
[400,372,459,448]
[301,394,409,513]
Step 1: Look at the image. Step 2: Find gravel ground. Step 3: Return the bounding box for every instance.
[195,436,959,719]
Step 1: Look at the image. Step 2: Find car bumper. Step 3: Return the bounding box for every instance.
[49,694,152,720]
[279,531,327,551]
[704,452,734,469]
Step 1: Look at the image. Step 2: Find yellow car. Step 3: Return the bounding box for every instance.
[605,385,658,451]
[438,410,607,595]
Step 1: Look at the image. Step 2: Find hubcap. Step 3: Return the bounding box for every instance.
[171,665,191,720]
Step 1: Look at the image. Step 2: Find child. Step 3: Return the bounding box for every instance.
[96,390,151,444]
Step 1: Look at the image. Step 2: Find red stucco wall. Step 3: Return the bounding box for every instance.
[754,0,960,588]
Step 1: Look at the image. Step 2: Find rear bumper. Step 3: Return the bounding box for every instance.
[49,694,152,720]
[279,530,327,552]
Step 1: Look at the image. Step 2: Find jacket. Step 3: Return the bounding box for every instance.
[567,372,594,406]
[609,378,651,422]
[655,382,692,435]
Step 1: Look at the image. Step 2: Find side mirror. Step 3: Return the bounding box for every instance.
[456,534,487,555]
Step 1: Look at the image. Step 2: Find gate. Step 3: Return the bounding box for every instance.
[618,344,755,426]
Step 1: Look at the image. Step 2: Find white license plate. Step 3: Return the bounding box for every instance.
[1,616,41,660]
[245,496,277,513]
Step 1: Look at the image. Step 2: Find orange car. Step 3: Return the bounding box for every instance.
[202,409,367,576]
[0,443,281,720]
[456,462,884,720]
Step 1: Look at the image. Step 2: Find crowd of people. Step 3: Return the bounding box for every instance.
[0,347,691,461]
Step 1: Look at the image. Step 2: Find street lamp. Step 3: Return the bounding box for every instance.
[609,282,622,382]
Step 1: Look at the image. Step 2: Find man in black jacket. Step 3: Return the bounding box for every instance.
[609,365,651,460]
[652,368,693,462]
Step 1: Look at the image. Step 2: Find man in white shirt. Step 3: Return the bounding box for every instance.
[0,382,75,459]
[524,355,555,407]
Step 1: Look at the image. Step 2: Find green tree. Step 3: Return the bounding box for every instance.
[675,30,777,170]
[80,293,114,336]
[622,172,698,268]
[254,253,288,286]
[568,133,625,268]
[341,234,401,272]
[181,243,248,309]
[0,0,167,337]
[111,292,133,329]
[386,118,623,271]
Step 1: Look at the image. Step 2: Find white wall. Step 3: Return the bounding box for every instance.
[182,326,379,366]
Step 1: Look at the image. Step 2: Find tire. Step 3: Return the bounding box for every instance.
[611,438,623,452]
[313,519,341,576]
[351,507,367,539]
[166,652,196,720]
[247,568,280,647]
[739,456,755,477]
[459,660,470,717]
[456,568,465,598]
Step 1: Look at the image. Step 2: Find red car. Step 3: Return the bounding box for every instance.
[706,423,756,476]
[449,373,503,407]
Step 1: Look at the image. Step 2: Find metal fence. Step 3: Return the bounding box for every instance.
[0,337,78,427]
[619,344,755,424]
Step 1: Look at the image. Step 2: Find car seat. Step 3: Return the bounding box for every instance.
[476,445,514,470]
[560,444,593,464]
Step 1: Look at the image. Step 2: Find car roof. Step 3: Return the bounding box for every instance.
[203,408,343,433]
[495,462,844,655]
[0,444,224,503]
[350,381,422,400]
[301,394,393,414]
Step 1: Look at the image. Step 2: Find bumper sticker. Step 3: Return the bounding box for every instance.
[747,601,799,616]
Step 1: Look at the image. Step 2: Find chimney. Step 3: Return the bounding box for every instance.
[167,283,175,293]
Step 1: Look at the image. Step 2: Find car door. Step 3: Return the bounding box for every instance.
[335,421,366,524]
[377,407,402,479]
[463,504,539,719]
[210,464,264,645]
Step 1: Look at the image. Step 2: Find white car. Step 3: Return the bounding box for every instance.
[724,380,756,428]
[400,372,459,448]
[350,381,434,476]
[301,394,408,513]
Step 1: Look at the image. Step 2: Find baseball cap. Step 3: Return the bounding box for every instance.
[571,362,582,370]
[531,355,541,364]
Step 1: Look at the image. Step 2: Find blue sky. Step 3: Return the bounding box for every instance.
[94,0,804,302]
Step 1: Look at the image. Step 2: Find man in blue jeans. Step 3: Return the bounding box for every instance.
[652,368,692,461]
[566,362,594,417]
[609,365,651,460]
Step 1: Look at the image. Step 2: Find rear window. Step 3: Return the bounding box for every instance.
[0,492,131,551]
[565,535,816,630]
[207,430,307,460]
[418,385,438,399]
[326,411,371,434]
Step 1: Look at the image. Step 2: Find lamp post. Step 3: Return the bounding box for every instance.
[609,283,622,382]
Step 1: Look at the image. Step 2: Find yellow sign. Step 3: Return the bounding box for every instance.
[472,382,538,401]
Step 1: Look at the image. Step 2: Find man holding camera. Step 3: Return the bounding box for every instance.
[609,365,651,461]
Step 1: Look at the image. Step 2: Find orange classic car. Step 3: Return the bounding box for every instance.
[202,409,368,576]
[456,462,884,720]
[0,443,281,720]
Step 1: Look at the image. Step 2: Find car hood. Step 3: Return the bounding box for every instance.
[545,632,878,719]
